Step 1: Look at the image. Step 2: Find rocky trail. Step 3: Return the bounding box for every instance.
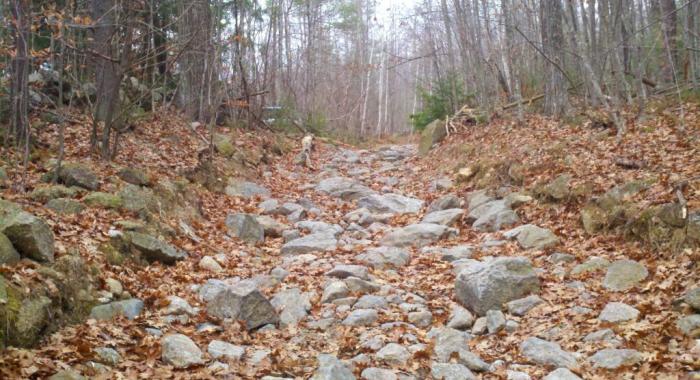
[1,115,699,379]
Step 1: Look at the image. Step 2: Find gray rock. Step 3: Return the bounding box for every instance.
[571,257,610,275]
[94,347,121,366]
[468,200,519,232]
[376,343,410,366]
[345,277,380,294]
[271,288,311,326]
[199,256,223,272]
[455,257,540,316]
[161,334,203,368]
[90,299,144,320]
[503,224,559,249]
[322,281,350,303]
[226,213,265,243]
[503,193,533,209]
[381,223,457,248]
[255,215,288,238]
[589,348,642,369]
[685,288,700,311]
[486,310,506,334]
[0,203,54,262]
[316,176,375,201]
[471,317,488,335]
[46,198,85,214]
[520,337,578,369]
[357,246,410,269]
[602,259,648,291]
[583,329,620,344]
[0,232,20,265]
[281,233,337,254]
[408,310,433,327]
[57,163,99,190]
[505,320,519,332]
[549,252,575,264]
[225,180,270,198]
[427,194,462,213]
[467,190,493,211]
[432,327,471,362]
[312,354,356,380]
[117,167,151,186]
[355,295,388,309]
[164,295,197,316]
[361,367,397,380]
[506,371,531,380]
[296,220,343,237]
[506,295,544,316]
[206,281,278,330]
[598,302,639,323]
[48,370,87,380]
[342,309,378,326]
[430,362,475,380]
[543,368,582,380]
[207,340,245,361]
[358,193,423,215]
[327,264,370,280]
[447,305,475,330]
[128,232,187,264]
[422,208,465,226]
[677,314,700,337]
[457,351,490,372]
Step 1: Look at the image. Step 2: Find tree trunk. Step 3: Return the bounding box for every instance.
[9,0,30,157]
[540,0,569,117]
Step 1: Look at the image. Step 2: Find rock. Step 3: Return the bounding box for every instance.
[598,302,639,323]
[316,176,374,201]
[430,362,476,380]
[583,329,620,345]
[281,233,337,255]
[602,259,648,291]
[685,288,700,311]
[504,193,533,209]
[419,118,447,155]
[427,194,462,213]
[206,281,278,330]
[0,232,20,265]
[255,215,288,237]
[128,232,187,264]
[119,185,158,213]
[282,229,302,242]
[358,193,423,215]
[164,295,196,316]
[507,371,531,380]
[543,368,582,380]
[570,257,610,275]
[342,309,378,326]
[467,190,493,211]
[457,351,490,372]
[207,340,245,361]
[433,177,454,191]
[345,277,380,294]
[271,287,312,326]
[580,204,608,234]
[225,179,270,198]
[30,185,78,203]
[161,334,203,368]
[505,320,519,332]
[589,348,642,369]
[57,163,99,190]
[432,327,471,362]
[225,213,265,243]
[486,310,506,334]
[381,223,457,248]
[422,209,465,226]
[312,354,356,380]
[549,252,575,264]
[447,305,475,330]
[468,200,519,232]
[506,295,544,316]
[46,198,85,214]
[361,367,397,380]
[377,343,410,366]
[355,295,388,309]
[327,264,370,280]
[408,310,433,327]
[105,278,123,294]
[90,299,144,320]
[0,203,55,262]
[542,174,571,201]
[94,347,121,365]
[322,281,350,303]
[117,167,151,186]
[455,257,540,316]
[296,220,343,237]
[677,315,700,337]
[520,337,578,369]
[48,370,87,380]
[83,192,123,209]
[357,246,410,269]
[504,224,559,249]
[199,256,223,272]
[657,202,687,227]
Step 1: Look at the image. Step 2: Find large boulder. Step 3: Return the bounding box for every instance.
[357,193,423,215]
[225,213,265,243]
[504,224,559,249]
[270,287,312,326]
[419,119,447,156]
[206,281,278,330]
[127,232,187,264]
[315,177,374,201]
[455,257,540,316]
[0,201,54,262]
[0,232,20,265]
[381,223,457,248]
[56,163,99,190]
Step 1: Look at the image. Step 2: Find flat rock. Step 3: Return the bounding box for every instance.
[316,177,374,201]
[207,340,245,361]
[225,180,270,198]
[46,198,85,214]
[381,223,457,248]
[361,367,396,380]
[602,259,648,291]
[281,233,337,255]
[427,194,462,213]
[432,327,471,362]
[206,281,278,330]
[504,224,559,249]
[0,203,54,262]
[589,348,642,369]
[326,264,370,280]
[506,295,544,316]
[543,368,582,380]
[271,287,312,326]
[357,246,410,269]
[520,337,578,369]
[128,232,187,264]
[358,193,423,215]
[376,343,410,366]
[422,208,465,226]
[312,354,356,380]
[571,257,610,275]
[225,213,265,243]
[322,281,350,303]
[430,362,475,380]
[455,257,540,316]
[255,215,288,238]
[161,334,203,368]
[57,163,99,190]
[199,256,223,272]
[468,200,519,232]
[598,302,639,323]
[342,309,378,326]
[355,295,388,309]
[90,299,144,320]
[296,220,343,237]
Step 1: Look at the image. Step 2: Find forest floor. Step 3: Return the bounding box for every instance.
[0,101,699,379]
